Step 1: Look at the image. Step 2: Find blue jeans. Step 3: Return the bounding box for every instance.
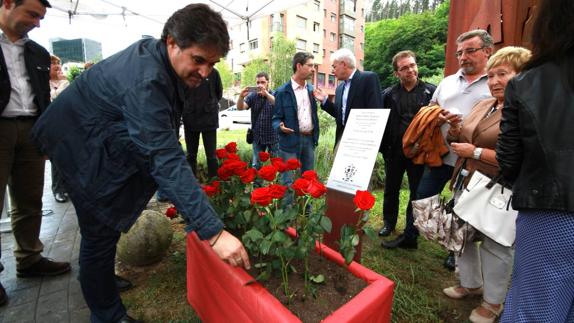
[279,135,315,205]
[407,164,453,239]
[76,206,126,323]
[252,141,278,169]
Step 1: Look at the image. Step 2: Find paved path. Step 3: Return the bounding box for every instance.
[0,163,90,323]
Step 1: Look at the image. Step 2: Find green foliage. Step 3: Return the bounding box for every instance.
[241,58,270,88]
[364,1,449,88]
[67,65,83,82]
[269,33,296,89]
[215,61,233,90]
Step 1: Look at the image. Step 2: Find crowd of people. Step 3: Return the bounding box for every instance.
[1,0,573,322]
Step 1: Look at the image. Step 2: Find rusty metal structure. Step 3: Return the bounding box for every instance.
[444,0,539,76]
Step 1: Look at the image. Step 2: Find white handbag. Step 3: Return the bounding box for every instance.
[453,171,517,247]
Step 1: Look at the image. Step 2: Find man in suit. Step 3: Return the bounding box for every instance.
[379,50,436,247]
[272,52,319,193]
[0,0,71,306]
[313,48,383,148]
[31,4,249,322]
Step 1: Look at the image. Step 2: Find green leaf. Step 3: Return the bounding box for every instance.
[244,228,264,241]
[319,216,332,233]
[272,231,288,243]
[260,239,272,255]
[310,274,325,284]
[363,227,378,241]
[351,234,361,247]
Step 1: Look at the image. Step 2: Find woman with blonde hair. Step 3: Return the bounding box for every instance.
[442,46,531,323]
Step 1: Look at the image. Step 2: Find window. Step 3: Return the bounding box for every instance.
[340,34,354,50]
[361,42,364,50]
[249,39,258,50]
[340,15,355,34]
[330,13,336,22]
[360,25,364,32]
[270,13,284,32]
[313,0,320,11]
[322,49,326,57]
[296,16,307,29]
[330,32,336,42]
[313,43,320,54]
[296,39,307,51]
[323,9,326,17]
[240,43,245,53]
[323,29,326,38]
[269,36,274,49]
[313,22,320,32]
[328,74,336,88]
[361,8,365,17]
[317,73,326,87]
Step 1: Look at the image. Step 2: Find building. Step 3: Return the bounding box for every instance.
[226,0,366,95]
[50,38,102,64]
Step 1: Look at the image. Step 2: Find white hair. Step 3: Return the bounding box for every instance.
[330,48,356,69]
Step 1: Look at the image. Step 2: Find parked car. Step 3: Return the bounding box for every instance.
[219,105,251,125]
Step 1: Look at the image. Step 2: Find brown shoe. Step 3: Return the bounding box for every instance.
[0,282,7,306]
[17,258,71,278]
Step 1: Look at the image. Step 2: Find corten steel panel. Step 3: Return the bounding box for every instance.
[444,0,539,76]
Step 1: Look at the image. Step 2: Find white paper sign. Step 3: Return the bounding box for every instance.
[326,109,390,194]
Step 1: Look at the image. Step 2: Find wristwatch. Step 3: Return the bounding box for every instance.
[473,147,483,160]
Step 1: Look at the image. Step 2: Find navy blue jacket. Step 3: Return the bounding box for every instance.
[272,81,319,153]
[320,70,383,146]
[31,39,223,239]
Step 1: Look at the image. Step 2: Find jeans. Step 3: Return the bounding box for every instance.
[279,135,315,205]
[251,141,278,169]
[382,149,424,232]
[409,164,454,239]
[76,206,126,323]
[184,130,217,179]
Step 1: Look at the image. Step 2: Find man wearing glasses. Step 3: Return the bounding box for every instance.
[383,31,493,258]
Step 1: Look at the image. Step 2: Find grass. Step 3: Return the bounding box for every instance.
[121,126,480,322]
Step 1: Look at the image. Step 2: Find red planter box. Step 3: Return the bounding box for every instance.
[186,231,395,322]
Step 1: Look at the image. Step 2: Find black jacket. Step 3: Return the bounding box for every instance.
[496,61,574,212]
[321,70,383,146]
[380,81,435,158]
[0,39,51,115]
[182,69,223,132]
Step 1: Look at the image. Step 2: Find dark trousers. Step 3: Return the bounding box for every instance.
[411,164,454,239]
[51,162,67,195]
[0,118,45,269]
[76,207,125,323]
[382,150,424,235]
[184,130,217,179]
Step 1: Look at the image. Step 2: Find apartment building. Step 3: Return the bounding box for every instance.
[226,0,366,95]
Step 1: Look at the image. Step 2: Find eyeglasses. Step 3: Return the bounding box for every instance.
[455,46,485,58]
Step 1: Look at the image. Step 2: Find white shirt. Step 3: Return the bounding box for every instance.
[341,69,357,125]
[291,78,313,133]
[50,79,70,100]
[431,69,492,166]
[0,33,37,117]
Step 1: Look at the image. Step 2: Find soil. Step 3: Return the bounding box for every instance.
[248,253,368,323]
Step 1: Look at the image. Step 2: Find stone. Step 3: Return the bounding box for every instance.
[116,210,174,266]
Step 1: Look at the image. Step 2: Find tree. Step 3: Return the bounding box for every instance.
[364,1,449,88]
[268,33,296,89]
[240,58,270,88]
[215,61,233,90]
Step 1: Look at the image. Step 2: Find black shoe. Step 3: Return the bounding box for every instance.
[443,252,456,271]
[54,192,68,203]
[381,235,418,249]
[378,225,395,237]
[17,257,71,277]
[0,282,7,306]
[117,314,143,323]
[115,275,133,292]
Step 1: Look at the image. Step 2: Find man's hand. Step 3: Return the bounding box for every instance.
[438,110,462,126]
[313,87,327,102]
[210,230,251,270]
[279,122,295,134]
[239,87,250,99]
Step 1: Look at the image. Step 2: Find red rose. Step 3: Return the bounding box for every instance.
[286,158,302,171]
[240,168,257,184]
[307,180,327,198]
[268,184,288,199]
[165,206,177,219]
[217,165,233,180]
[227,153,240,160]
[251,187,273,206]
[291,178,310,196]
[211,180,220,188]
[202,184,219,197]
[223,159,247,176]
[301,170,318,181]
[259,151,270,162]
[271,157,287,173]
[258,165,277,181]
[354,190,375,211]
[225,142,237,153]
[216,148,228,159]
